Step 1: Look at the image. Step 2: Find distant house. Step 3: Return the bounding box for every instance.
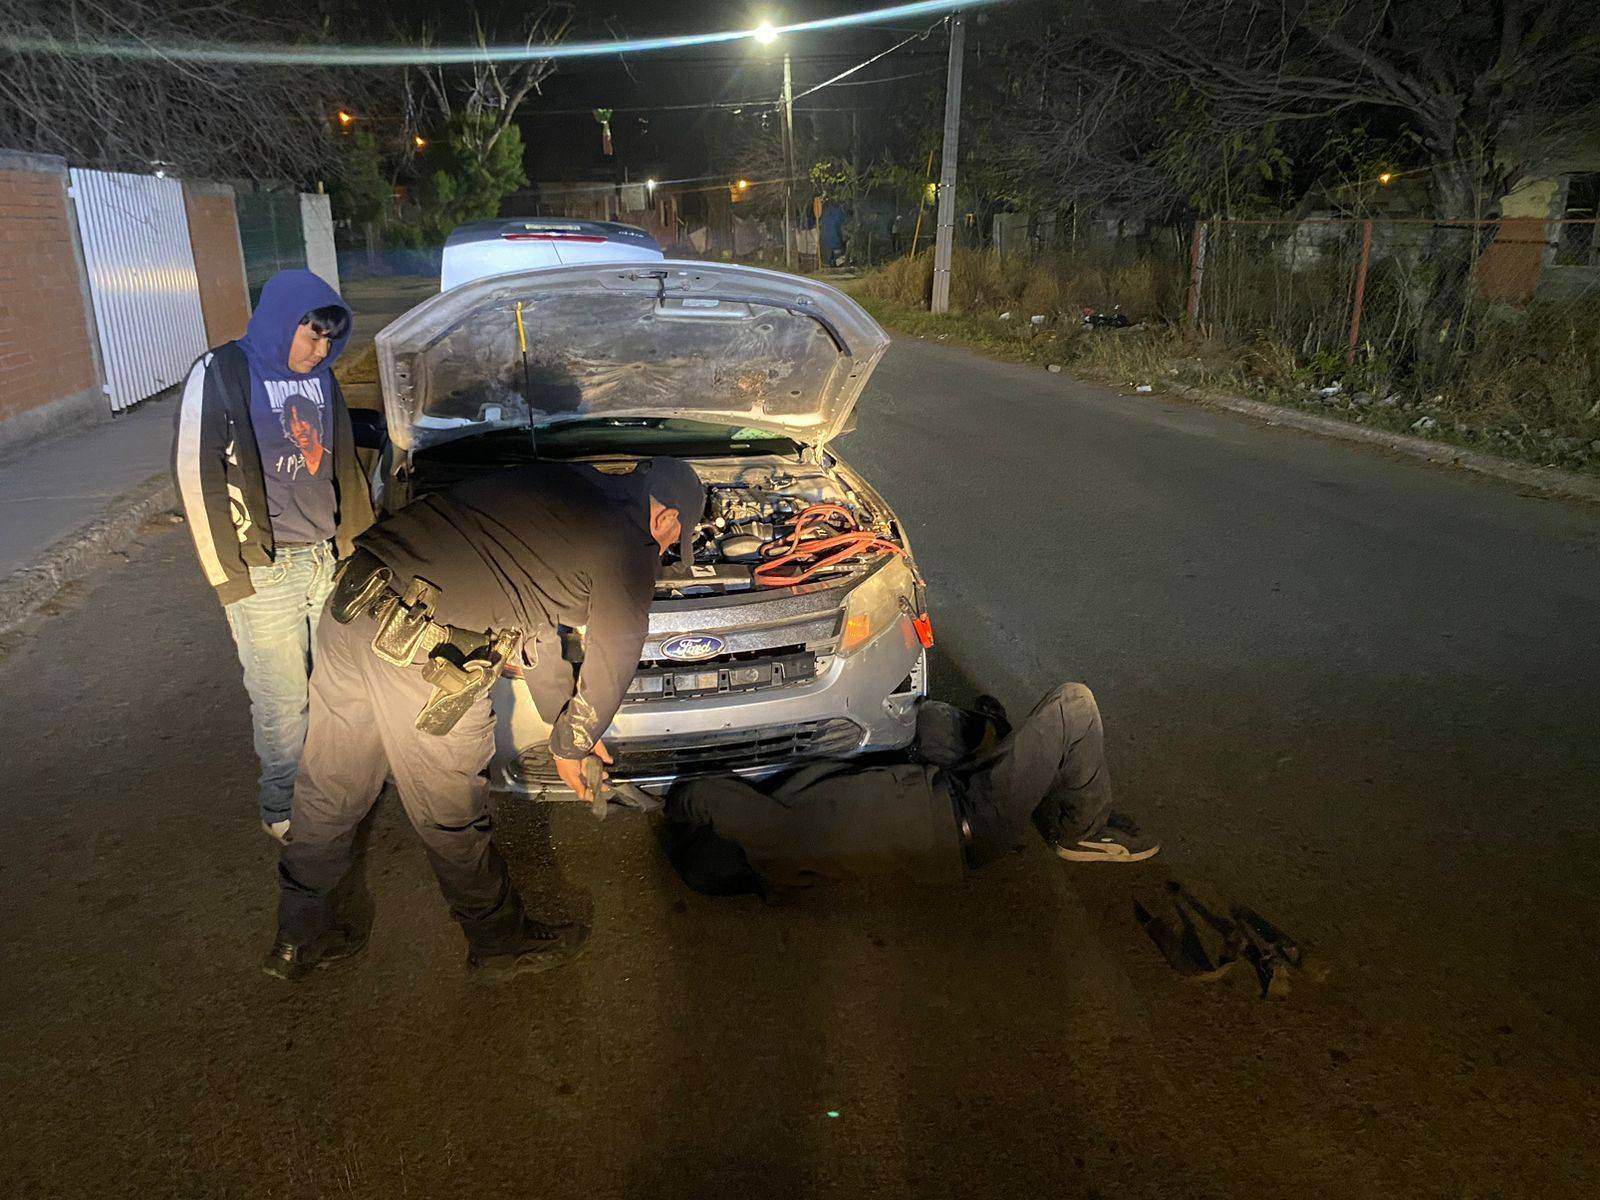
[1483,157,1600,302]
[502,177,683,251]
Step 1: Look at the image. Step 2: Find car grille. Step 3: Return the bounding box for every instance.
[623,645,819,703]
[505,718,864,790]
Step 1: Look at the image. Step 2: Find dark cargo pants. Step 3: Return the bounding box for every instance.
[277,606,528,951]
[948,682,1115,865]
[664,683,1115,887]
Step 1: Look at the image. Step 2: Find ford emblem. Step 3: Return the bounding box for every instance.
[662,634,725,661]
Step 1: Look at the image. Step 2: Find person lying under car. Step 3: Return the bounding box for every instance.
[657,682,1158,897]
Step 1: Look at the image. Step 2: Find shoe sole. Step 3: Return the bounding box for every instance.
[467,936,589,985]
[1056,842,1160,863]
[260,939,368,981]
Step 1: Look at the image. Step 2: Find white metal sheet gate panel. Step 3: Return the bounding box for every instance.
[69,168,208,412]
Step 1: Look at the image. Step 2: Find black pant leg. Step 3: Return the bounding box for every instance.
[957,682,1114,862]
[359,642,528,951]
[278,614,390,942]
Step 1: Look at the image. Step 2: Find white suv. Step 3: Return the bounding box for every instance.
[440,218,663,291]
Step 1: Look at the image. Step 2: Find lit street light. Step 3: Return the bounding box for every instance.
[336,109,355,127]
[754,22,778,44]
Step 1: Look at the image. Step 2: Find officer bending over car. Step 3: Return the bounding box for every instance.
[262,456,705,984]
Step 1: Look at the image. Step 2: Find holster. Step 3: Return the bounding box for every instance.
[416,628,522,736]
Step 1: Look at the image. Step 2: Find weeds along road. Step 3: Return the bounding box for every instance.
[1,337,1597,1199]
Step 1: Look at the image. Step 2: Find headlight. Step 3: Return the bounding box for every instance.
[838,556,916,656]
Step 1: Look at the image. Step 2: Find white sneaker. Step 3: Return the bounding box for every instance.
[1055,813,1158,863]
[261,818,291,844]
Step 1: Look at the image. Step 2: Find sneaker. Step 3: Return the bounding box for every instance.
[261,818,291,844]
[260,926,367,981]
[466,918,590,984]
[1056,813,1160,863]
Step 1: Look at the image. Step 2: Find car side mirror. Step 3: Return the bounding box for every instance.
[349,407,388,450]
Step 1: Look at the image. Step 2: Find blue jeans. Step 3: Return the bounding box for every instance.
[224,542,338,824]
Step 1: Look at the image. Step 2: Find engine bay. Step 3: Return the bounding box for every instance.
[659,459,907,597]
[403,439,909,599]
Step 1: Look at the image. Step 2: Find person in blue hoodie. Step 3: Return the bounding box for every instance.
[172,270,375,842]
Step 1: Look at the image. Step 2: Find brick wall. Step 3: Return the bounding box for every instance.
[182,182,251,346]
[0,154,101,436]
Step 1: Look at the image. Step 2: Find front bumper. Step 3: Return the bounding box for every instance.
[496,620,927,797]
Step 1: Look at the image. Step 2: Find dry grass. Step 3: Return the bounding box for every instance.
[853,247,1600,476]
[857,245,1186,322]
[336,343,378,385]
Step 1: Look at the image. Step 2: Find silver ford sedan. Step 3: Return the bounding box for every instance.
[372,260,930,794]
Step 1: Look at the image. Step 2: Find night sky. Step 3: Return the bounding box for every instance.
[505,2,956,182]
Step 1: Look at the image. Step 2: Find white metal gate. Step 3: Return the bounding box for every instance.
[69,168,208,412]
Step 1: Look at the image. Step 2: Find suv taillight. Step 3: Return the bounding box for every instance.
[501,232,607,243]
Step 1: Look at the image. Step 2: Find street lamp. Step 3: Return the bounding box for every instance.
[413,135,427,150]
[336,109,355,128]
[753,22,777,44]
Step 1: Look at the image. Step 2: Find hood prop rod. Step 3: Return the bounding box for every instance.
[514,300,537,451]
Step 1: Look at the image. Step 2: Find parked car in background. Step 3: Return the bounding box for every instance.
[440,218,663,291]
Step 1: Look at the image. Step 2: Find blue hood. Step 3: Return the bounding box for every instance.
[238,270,351,379]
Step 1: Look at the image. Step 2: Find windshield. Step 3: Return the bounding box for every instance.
[412,418,801,465]
[537,417,799,457]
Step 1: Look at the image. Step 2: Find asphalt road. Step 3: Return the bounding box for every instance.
[2,338,1598,1199]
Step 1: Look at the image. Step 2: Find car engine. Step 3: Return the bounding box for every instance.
[658,461,907,596]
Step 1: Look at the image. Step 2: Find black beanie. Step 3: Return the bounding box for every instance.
[641,457,705,563]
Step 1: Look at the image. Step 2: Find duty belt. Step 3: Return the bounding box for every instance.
[330,548,523,736]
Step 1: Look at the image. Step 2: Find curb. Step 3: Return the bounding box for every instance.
[0,471,176,639]
[1177,388,1600,504]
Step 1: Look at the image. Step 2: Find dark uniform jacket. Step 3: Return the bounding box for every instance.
[359,463,661,760]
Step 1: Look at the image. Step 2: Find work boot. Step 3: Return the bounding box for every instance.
[1055,811,1160,863]
[260,925,367,981]
[466,917,590,984]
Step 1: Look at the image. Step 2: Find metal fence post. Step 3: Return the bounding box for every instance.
[1346,217,1374,366]
[1186,219,1209,325]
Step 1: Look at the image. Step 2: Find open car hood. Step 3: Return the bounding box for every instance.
[374,260,891,453]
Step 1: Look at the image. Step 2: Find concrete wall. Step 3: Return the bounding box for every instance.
[183,181,251,346]
[300,192,340,294]
[0,151,105,455]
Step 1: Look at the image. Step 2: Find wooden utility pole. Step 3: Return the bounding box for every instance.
[782,53,796,272]
[1346,218,1375,365]
[1185,220,1210,325]
[930,12,966,314]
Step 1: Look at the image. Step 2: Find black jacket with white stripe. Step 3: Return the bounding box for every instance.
[171,342,374,606]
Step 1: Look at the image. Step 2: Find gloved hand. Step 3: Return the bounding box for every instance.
[553,739,613,802]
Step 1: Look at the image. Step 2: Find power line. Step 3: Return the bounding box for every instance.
[517,53,943,119]
[522,99,779,118]
[791,20,943,102]
[2,0,1015,68]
